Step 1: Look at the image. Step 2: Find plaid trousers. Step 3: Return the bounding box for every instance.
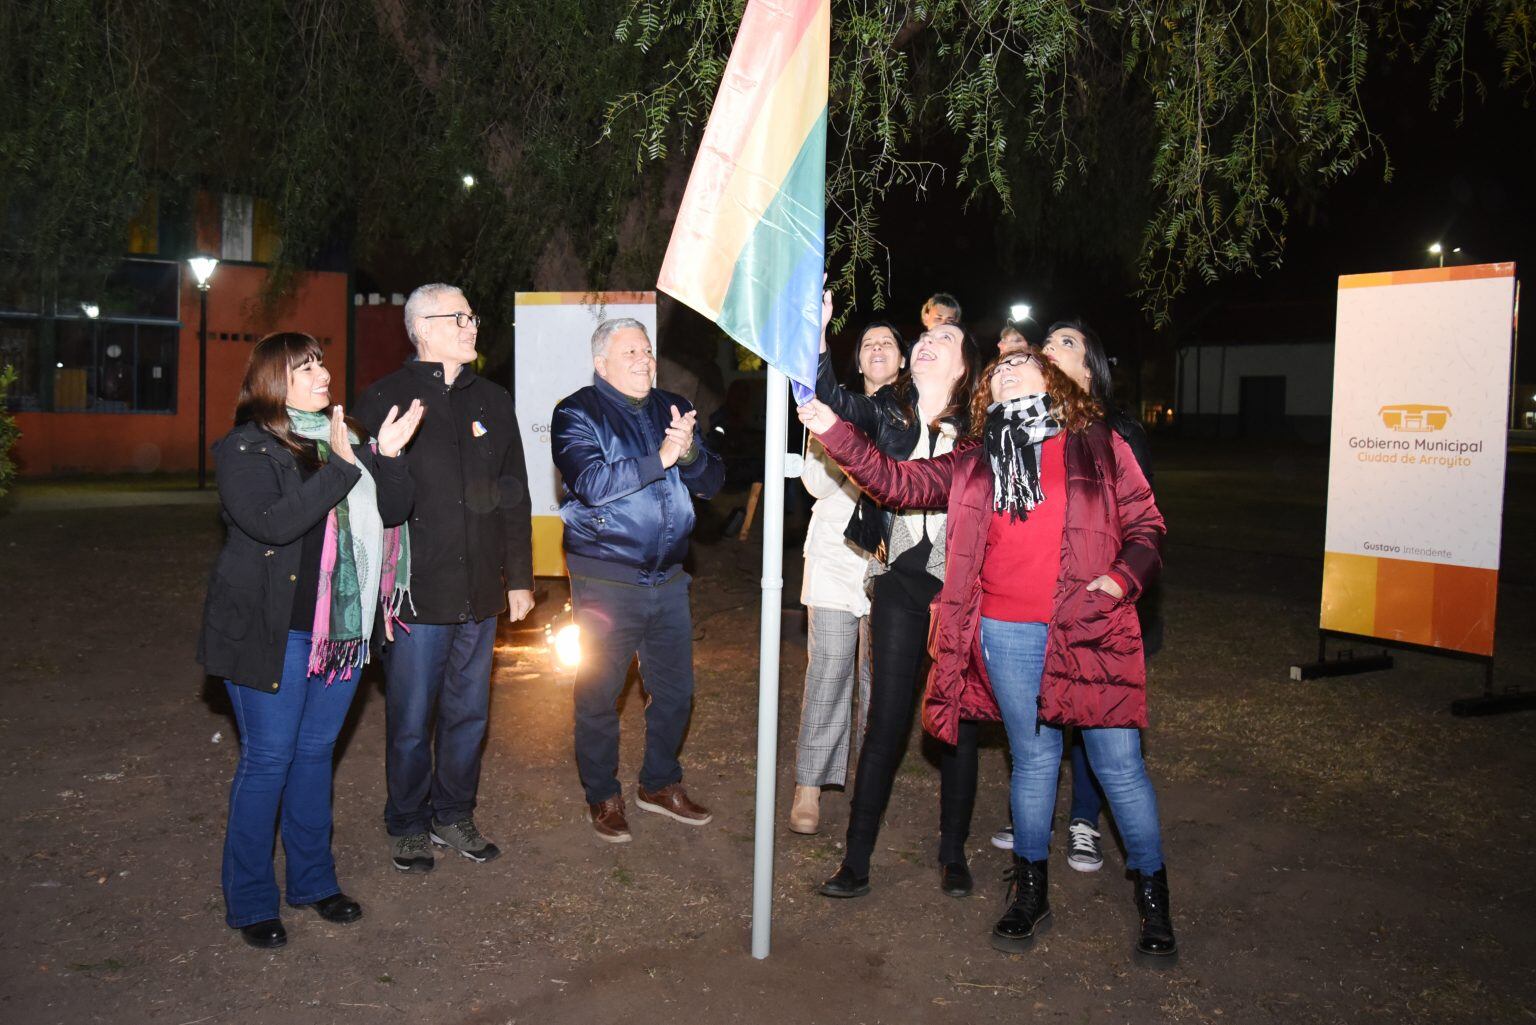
[794,606,872,787]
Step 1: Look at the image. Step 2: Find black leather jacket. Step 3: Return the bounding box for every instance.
[814,351,967,556]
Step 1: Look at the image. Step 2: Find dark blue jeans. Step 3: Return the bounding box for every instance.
[1069,731,1106,825]
[382,617,497,835]
[570,572,695,805]
[222,631,358,927]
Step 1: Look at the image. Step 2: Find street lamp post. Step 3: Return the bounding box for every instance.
[189,256,219,488]
[1428,242,1462,269]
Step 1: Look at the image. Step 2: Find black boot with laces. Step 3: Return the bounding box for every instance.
[1133,866,1178,965]
[990,855,1051,953]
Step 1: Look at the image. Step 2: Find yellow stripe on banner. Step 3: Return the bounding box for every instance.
[515,291,656,307]
[1320,551,1378,637]
[661,1,830,316]
[531,515,567,579]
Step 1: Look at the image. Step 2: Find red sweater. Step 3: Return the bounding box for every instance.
[980,434,1065,622]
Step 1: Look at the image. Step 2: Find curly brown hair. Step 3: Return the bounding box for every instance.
[967,350,1102,440]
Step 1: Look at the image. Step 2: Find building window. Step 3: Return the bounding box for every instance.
[0,258,180,415]
[0,316,180,414]
[0,319,42,412]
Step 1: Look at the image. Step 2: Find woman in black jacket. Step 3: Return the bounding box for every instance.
[199,332,421,949]
[1037,318,1160,873]
[813,295,984,899]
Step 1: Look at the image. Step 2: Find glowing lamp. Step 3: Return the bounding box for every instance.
[189,256,219,291]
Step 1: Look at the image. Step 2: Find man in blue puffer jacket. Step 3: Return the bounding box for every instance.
[552,318,725,843]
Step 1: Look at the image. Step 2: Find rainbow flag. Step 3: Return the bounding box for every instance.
[658,0,828,401]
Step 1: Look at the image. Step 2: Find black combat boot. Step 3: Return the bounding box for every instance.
[1133,866,1179,965]
[990,855,1051,953]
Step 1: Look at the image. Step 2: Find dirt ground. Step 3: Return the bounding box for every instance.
[2,438,1534,1025]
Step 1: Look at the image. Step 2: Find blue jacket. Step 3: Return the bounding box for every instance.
[552,375,725,585]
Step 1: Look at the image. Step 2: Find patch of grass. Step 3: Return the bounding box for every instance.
[70,959,127,973]
[611,867,634,886]
[10,655,59,676]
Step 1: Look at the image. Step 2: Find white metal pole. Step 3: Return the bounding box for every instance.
[751,365,789,959]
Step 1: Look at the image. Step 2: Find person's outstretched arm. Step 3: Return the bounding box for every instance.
[798,399,954,511]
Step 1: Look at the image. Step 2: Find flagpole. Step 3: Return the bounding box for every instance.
[751,364,789,959]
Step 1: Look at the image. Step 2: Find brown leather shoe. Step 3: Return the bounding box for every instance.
[635,783,712,826]
[589,795,632,843]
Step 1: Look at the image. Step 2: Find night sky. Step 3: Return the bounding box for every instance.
[841,55,1536,406]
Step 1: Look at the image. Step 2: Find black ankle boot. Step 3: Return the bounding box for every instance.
[990,855,1050,953]
[1133,867,1178,965]
[818,862,871,898]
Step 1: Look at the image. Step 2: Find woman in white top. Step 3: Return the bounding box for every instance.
[791,323,907,834]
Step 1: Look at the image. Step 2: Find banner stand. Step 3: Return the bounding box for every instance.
[1305,262,1519,716]
[1289,628,1532,716]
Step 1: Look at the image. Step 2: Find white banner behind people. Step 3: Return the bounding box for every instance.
[514,292,658,577]
[1320,263,1516,656]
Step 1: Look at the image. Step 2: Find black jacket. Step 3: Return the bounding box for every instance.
[198,422,414,692]
[815,351,968,556]
[355,360,533,623]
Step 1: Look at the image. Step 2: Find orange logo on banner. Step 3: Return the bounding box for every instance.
[1378,404,1451,432]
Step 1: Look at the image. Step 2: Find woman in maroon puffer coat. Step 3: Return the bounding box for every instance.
[797,349,1176,966]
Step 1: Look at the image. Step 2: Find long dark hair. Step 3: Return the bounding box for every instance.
[845,321,907,390]
[235,332,359,469]
[968,352,1102,440]
[1044,318,1117,412]
[892,322,982,433]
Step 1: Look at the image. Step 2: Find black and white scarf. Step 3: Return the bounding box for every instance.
[984,394,1063,521]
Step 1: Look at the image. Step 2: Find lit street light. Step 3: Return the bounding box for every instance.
[1009,302,1032,323]
[80,302,100,319]
[462,173,477,191]
[189,255,219,489]
[1428,242,1462,268]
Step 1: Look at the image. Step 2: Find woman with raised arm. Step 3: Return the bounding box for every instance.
[812,294,985,898]
[198,333,422,949]
[798,350,1177,965]
[790,322,906,834]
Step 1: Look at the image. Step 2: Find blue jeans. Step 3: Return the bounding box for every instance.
[570,572,695,805]
[979,617,1164,873]
[383,617,497,835]
[1069,731,1106,825]
[222,631,359,927]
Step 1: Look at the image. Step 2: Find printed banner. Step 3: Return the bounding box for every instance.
[514,292,658,577]
[1320,263,1517,655]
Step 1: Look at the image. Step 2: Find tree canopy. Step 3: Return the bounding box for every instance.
[4,0,1533,329]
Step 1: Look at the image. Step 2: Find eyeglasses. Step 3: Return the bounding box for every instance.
[988,353,1036,378]
[421,312,481,329]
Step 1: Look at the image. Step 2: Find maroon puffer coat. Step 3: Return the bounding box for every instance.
[817,418,1164,743]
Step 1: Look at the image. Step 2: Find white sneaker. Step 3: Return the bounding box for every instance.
[989,823,1014,851]
[1066,819,1104,872]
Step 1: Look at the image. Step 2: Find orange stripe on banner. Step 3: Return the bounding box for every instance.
[1320,552,1378,637]
[1431,564,1498,656]
[515,291,656,307]
[1373,558,1436,646]
[1338,262,1515,289]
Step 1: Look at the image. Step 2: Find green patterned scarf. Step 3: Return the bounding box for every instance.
[287,409,410,680]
